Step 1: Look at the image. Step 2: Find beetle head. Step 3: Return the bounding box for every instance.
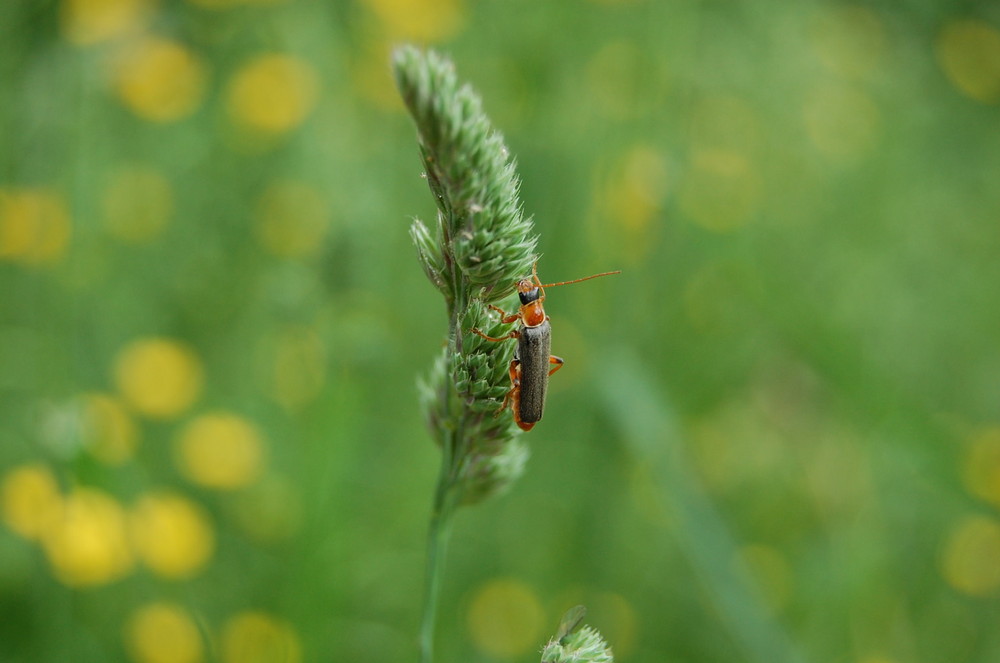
[516,279,542,305]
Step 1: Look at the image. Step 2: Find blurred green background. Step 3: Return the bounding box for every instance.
[2,0,1000,662]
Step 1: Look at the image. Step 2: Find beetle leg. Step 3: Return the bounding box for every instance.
[548,355,564,376]
[486,304,521,325]
[530,263,546,304]
[500,359,535,431]
[512,392,534,431]
[530,261,541,287]
[509,383,533,431]
[470,327,520,343]
[495,359,520,417]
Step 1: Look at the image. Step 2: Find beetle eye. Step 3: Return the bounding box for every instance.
[518,288,541,305]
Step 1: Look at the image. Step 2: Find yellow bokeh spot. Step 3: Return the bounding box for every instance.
[114,37,207,122]
[587,592,638,659]
[809,5,887,80]
[687,394,798,497]
[687,95,762,155]
[130,492,215,579]
[79,392,138,465]
[41,487,134,587]
[228,475,302,542]
[174,413,266,490]
[936,19,1000,104]
[352,40,402,111]
[803,434,872,518]
[255,180,331,258]
[226,54,319,135]
[467,578,545,658]
[269,326,327,411]
[60,0,152,46]
[221,612,302,663]
[114,337,204,419]
[1,464,63,540]
[603,145,670,234]
[125,602,205,663]
[687,416,736,489]
[963,426,1000,507]
[678,149,761,232]
[941,514,1000,597]
[802,82,880,160]
[0,188,72,265]
[736,544,793,613]
[188,0,289,7]
[682,262,738,333]
[585,41,646,119]
[102,166,173,243]
[361,0,465,41]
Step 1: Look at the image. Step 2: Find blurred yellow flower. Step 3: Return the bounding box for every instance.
[187,0,288,7]
[130,492,215,579]
[352,39,402,111]
[585,41,645,120]
[361,0,465,42]
[467,578,544,658]
[592,145,669,263]
[255,180,331,258]
[41,487,135,587]
[0,187,72,265]
[60,0,153,46]
[226,54,319,135]
[114,37,207,122]
[102,165,173,243]
[114,337,204,419]
[941,514,1000,597]
[802,82,880,160]
[228,475,302,542]
[125,602,205,663]
[963,426,1000,508]
[936,19,1000,104]
[221,612,302,663]
[687,95,762,155]
[678,149,762,232]
[79,392,138,465]
[268,326,327,411]
[586,592,638,659]
[604,146,670,232]
[1,464,62,540]
[174,413,266,489]
[809,5,887,80]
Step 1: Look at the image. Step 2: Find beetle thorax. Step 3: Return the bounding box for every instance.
[516,278,546,327]
[520,300,546,327]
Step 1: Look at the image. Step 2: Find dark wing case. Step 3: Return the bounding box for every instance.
[516,320,551,424]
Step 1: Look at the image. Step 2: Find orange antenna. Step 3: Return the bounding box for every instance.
[538,270,621,289]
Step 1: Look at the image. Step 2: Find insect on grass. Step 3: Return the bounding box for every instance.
[470,263,620,431]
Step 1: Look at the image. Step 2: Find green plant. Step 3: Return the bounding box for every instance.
[393,45,614,663]
[541,606,615,663]
[393,45,536,507]
[393,44,536,663]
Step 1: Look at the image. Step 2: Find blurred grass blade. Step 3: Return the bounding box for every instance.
[598,349,808,663]
[556,604,587,644]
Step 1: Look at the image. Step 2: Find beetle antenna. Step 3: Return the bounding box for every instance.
[538,270,621,288]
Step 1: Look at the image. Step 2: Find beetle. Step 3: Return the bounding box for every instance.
[469,263,620,431]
